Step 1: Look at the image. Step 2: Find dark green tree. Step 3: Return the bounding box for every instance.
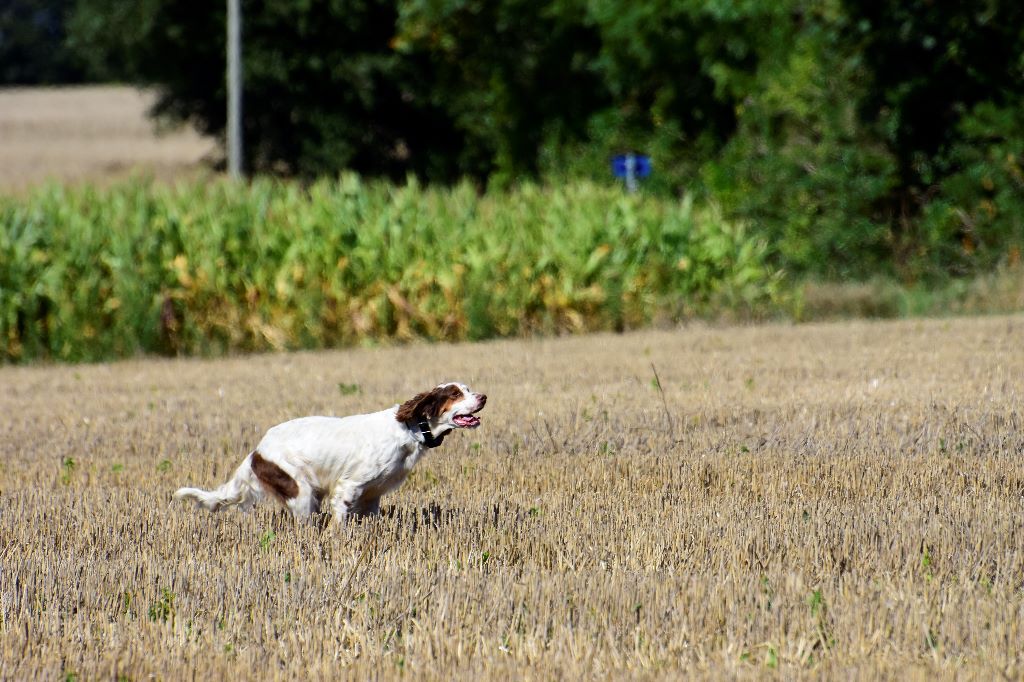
[844,0,1024,274]
[1,0,88,83]
[395,0,609,182]
[69,0,465,179]
[705,0,1024,278]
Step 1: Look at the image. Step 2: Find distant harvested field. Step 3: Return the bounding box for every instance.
[0,85,216,192]
[1,316,1023,680]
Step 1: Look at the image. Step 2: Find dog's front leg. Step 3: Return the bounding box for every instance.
[361,497,381,516]
[329,481,362,523]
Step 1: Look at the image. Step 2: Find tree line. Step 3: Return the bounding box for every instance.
[5,0,1023,280]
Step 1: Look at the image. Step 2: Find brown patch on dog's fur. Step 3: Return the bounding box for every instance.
[396,384,464,422]
[251,451,299,500]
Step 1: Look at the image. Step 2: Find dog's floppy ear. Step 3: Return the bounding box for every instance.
[396,387,446,422]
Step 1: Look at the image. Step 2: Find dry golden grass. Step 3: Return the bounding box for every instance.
[799,265,1024,320]
[1,315,1023,680]
[0,86,216,193]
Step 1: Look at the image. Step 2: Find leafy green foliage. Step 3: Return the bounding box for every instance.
[23,0,1024,281]
[919,101,1024,276]
[395,0,608,183]
[704,9,900,279]
[537,0,787,190]
[847,0,1024,190]
[701,0,1024,280]
[0,177,781,362]
[841,0,1024,279]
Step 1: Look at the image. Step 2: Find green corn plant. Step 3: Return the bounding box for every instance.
[0,176,783,362]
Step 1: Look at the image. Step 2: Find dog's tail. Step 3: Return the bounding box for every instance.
[173,453,259,512]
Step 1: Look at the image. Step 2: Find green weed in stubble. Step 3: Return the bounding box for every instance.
[926,628,941,653]
[121,591,134,618]
[259,530,276,551]
[148,588,175,624]
[807,589,835,663]
[59,457,75,485]
[922,544,935,580]
[338,382,360,396]
[809,589,824,616]
[409,468,440,491]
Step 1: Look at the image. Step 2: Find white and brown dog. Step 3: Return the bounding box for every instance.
[173,382,486,522]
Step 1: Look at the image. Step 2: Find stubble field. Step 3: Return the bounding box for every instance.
[1,315,1023,680]
[0,86,214,192]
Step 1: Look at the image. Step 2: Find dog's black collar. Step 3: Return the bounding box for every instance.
[417,420,448,448]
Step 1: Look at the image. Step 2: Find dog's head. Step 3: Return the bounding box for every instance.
[396,382,487,432]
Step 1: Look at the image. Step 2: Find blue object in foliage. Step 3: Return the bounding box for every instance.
[611,154,652,179]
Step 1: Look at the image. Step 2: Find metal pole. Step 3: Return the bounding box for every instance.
[227,0,242,179]
[625,153,637,193]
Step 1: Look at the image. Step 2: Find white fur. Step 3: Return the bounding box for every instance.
[173,382,486,522]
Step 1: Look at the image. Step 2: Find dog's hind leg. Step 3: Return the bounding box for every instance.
[249,451,321,521]
[280,481,321,521]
